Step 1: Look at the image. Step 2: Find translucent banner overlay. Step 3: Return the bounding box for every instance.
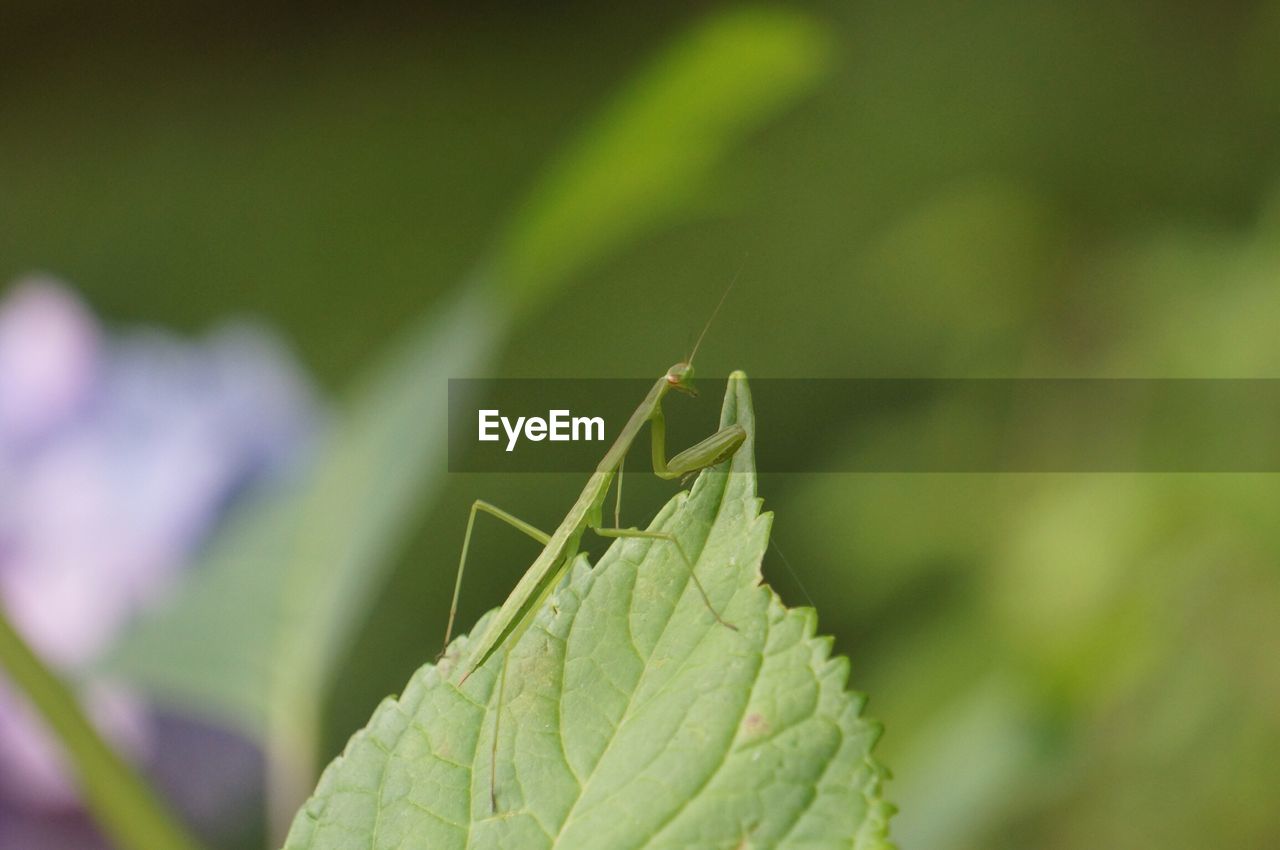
[448,378,1280,472]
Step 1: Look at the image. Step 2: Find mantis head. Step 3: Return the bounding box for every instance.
[666,362,698,397]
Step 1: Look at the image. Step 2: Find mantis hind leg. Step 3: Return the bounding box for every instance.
[486,567,563,812]
[489,653,510,813]
[591,526,737,631]
[443,501,551,655]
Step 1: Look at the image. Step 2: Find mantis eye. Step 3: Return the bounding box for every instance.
[666,363,698,396]
[666,362,694,383]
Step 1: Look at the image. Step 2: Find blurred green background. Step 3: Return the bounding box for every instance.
[4,2,1280,848]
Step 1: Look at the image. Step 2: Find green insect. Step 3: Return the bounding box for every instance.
[442,304,746,812]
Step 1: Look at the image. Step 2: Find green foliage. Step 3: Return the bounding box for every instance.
[8,2,1280,847]
[284,376,891,850]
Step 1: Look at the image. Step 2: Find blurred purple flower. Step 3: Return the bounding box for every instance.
[0,277,320,844]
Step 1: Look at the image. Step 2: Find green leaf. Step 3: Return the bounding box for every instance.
[284,374,893,850]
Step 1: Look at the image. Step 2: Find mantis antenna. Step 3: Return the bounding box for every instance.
[687,268,741,368]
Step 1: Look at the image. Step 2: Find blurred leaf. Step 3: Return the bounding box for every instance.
[0,606,205,850]
[101,286,498,830]
[495,6,832,312]
[283,375,892,850]
[888,677,1037,850]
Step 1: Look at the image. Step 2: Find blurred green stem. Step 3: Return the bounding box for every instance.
[0,606,204,850]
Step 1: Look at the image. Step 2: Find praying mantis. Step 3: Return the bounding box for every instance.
[442,332,748,813]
